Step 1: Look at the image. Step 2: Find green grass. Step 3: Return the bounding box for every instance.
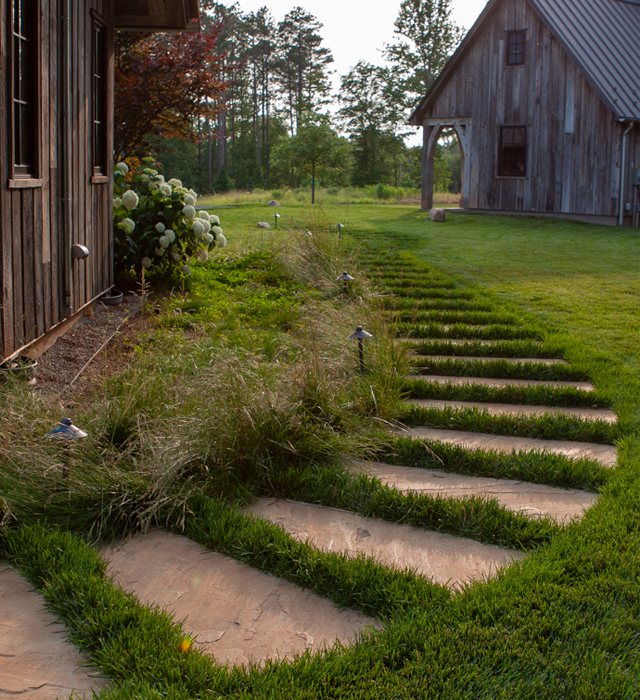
[262,463,558,550]
[409,356,589,381]
[407,338,559,358]
[395,309,520,325]
[397,322,540,340]
[376,436,610,492]
[398,403,619,445]
[382,297,493,312]
[402,377,608,409]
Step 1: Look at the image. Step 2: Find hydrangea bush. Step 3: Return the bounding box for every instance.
[113,158,227,280]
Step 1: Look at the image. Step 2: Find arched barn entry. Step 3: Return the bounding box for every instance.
[420,119,472,210]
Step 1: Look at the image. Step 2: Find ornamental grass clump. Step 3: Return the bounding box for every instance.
[113,159,227,282]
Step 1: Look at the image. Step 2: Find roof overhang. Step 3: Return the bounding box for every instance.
[115,0,200,32]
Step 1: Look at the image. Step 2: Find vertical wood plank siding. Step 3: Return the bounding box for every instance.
[424,0,623,218]
[0,0,113,359]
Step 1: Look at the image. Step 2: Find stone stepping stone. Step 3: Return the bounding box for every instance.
[351,461,597,522]
[412,354,568,366]
[405,426,618,468]
[405,398,617,423]
[0,566,106,699]
[411,375,594,391]
[104,530,377,667]
[244,499,524,590]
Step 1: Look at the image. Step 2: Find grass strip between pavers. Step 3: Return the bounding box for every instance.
[396,310,520,326]
[265,464,559,550]
[402,377,608,409]
[398,404,620,445]
[182,494,449,619]
[407,338,558,358]
[375,436,610,492]
[386,287,477,300]
[397,322,540,340]
[409,357,588,382]
[382,297,493,312]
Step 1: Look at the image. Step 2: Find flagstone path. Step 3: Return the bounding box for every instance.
[104,530,378,667]
[0,566,105,699]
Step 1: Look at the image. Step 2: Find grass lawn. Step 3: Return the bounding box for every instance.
[2,200,640,698]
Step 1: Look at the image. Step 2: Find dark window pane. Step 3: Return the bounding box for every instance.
[507,31,526,66]
[498,126,527,177]
[12,0,36,175]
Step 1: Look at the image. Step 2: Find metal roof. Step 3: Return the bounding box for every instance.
[410,0,640,123]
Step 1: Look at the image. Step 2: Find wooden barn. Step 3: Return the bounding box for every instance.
[410,0,640,226]
[0,0,199,364]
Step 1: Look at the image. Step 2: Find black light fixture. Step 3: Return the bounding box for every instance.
[335,222,344,237]
[348,326,373,373]
[336,271,354,294]
[273,213,281,228]
[46,417,88,478]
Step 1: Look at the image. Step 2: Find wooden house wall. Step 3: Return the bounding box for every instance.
[0,0,114,361]
[423,0,622,218]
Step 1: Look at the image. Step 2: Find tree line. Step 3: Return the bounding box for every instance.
[115,0,463,194]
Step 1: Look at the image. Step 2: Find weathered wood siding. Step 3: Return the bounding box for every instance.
[423,0,625,218]
[0,0,114,361]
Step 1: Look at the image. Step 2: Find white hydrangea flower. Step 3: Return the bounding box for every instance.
[165,230,176,244]
[155,222,166,233]
[148,182,159,192]
[197,210,210,222]
[209,214,220,225]
[171,252,181,262]
[200,219,211,233]
[115,162,129,174]
[159,183,172,197]
[188,189,198,200]
[168,178,182,187]
[155,174,165,182]
[140,174,150,183]
[143,168,158,176]
[175,186,188,196]
[158,235,170,248]
[216,234,227,248]
[117,218,135,235]
[155,247,165,257]
[141,257,152,268]
[122,190,139,210]
[181,264,191,275]
[113,197,123,208]
[183,205,196,220]
[203,232,214,244]
[191,220,205,237]
[212,225,223,236]
[196,249,208,263]
[184,194,196,207]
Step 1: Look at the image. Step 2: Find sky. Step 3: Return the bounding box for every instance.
[222,0,488,142]
[226,0,488,80]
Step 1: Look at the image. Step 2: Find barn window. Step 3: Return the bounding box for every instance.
[12,0,38,177]
[92,18,108,175]
[506,31,526,66]
[498,126,527,177]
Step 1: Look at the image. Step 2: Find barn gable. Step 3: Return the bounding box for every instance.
[410,0,640,225]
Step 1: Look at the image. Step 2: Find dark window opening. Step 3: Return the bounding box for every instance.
[12,0,36,176]
[498,126,527,177]
[506,30,526,66]
[92,20,108,175]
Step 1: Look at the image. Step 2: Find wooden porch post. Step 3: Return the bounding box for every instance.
[421,124,435,210]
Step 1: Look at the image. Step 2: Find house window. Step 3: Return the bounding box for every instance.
[498,126,527,177]
[92,19,108,175]
[12,0,37,177]
[506,30,526,66]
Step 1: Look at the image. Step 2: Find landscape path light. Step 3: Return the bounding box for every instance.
[348,325,373,374]
[273,212,281,228]
[335,222,344,238]
[337,271,354,294]
[46,417,88,478]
